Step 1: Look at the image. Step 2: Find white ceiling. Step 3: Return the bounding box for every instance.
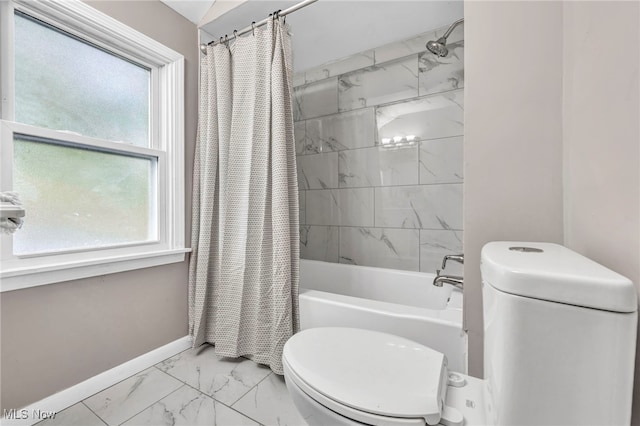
[160,0,217,25]
[166,0,464,72]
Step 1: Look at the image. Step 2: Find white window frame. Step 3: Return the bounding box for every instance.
[0,0,188,292]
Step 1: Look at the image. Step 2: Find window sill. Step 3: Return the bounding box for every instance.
[0,248,191,292]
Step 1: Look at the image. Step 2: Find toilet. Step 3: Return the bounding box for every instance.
[283,242,638,425]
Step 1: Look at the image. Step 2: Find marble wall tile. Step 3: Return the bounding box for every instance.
[232,374,306,426]
[122,385,258,426]
[293,72,306,87]
[305,50,375,84]
[156,346,271,406]
[300,225,339,262]
[420,229,463,274]
[299,190,306,224]
[419,136,464,184]
[83,367,182,426]
[339,227,420,271]
[305,189,338,226]
[373,24,463,66]
[37,403,104,426]
[375,184,463,230]
[338,145,419,188]
[376,89,464,143]
[294,28,464,272]
[294,121,306,155]
[305,108,376,153]
[306,188,374,227]
[338,56,419,111]
[374,30,437,64]
[297,152,339,190]
[419,41,464,96]
[293,77,338,121]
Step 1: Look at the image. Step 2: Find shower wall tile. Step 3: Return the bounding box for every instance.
[306,188,374,227]
[294,121,306,155]
[374,184,463,230]
[299,190,306,224]
[305,50,375,84]
[300,225,339,262]
[418,41,464,96]
[305,189,338,226]
[374,30,438,64]
[376,89,464,143]
[297,152,339,190]
[338,56,419,111]
[293,77,338,121]
[373,23,464,65]
[305,108,376,153]
[339,227,420,271]
[293,28,464,273]
[293,72,306,87]
[419,136,464,184]
[419,229,464,274]
[338,145,419,188]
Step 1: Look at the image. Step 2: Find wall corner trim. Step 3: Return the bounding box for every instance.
[1,336,193,426]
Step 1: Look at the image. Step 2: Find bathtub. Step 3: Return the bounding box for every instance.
[298,259,466,373]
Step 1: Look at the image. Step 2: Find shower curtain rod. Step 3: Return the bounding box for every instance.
[200,0,319,54]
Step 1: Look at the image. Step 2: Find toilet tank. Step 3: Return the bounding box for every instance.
[481,242,637,426]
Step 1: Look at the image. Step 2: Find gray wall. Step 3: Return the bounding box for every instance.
[562,1,639,421]
[465,0,639,420]
[464,0,565,375]
[0,1,197,411]
[295,26,465,274]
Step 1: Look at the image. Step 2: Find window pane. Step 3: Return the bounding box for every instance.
[14,12,150,147]
[13,136,156,255]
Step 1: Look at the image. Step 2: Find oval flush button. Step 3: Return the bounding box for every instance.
[509,246,544,253]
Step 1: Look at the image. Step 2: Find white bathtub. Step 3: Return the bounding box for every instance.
[299,259,467,373]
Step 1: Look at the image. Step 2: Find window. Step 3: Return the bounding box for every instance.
[1,0,187,291]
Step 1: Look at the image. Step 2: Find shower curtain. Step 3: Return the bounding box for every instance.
[189,17,299,375]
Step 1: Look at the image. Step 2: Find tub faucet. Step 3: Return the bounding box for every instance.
[441,253,464,270]
[433,270,463,289]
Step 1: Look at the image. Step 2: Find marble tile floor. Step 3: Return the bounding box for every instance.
[37,346,308,426]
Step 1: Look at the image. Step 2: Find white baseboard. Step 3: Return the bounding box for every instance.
[1,336,192,426]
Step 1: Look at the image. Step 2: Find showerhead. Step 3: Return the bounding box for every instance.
[426,18,464,57]
[426,37,448,57]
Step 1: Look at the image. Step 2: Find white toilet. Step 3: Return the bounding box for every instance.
[283,242,638,425]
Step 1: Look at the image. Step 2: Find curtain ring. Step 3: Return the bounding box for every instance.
[233,29,238,39]
[251,21,256,36]
[219,36,223,45]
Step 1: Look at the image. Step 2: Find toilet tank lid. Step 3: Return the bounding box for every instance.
[481,242,637,313]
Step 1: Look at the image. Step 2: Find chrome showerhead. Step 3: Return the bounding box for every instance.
[426,37,448,57]
[426,18,464,57]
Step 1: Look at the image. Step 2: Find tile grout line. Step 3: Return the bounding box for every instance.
[114,382,187,426]
[153,358,273,426]
[295,134,464,157]
[301,181,464,192]
[162,367,272,426]
[76,348,191,411]
[294,86,463,123]
[80,401,109,426]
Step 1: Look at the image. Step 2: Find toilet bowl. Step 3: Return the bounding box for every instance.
[283,242,638,426]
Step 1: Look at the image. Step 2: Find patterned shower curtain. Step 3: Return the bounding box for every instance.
[188,17,299,375]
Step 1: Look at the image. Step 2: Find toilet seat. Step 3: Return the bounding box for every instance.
[282,328,449,426]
